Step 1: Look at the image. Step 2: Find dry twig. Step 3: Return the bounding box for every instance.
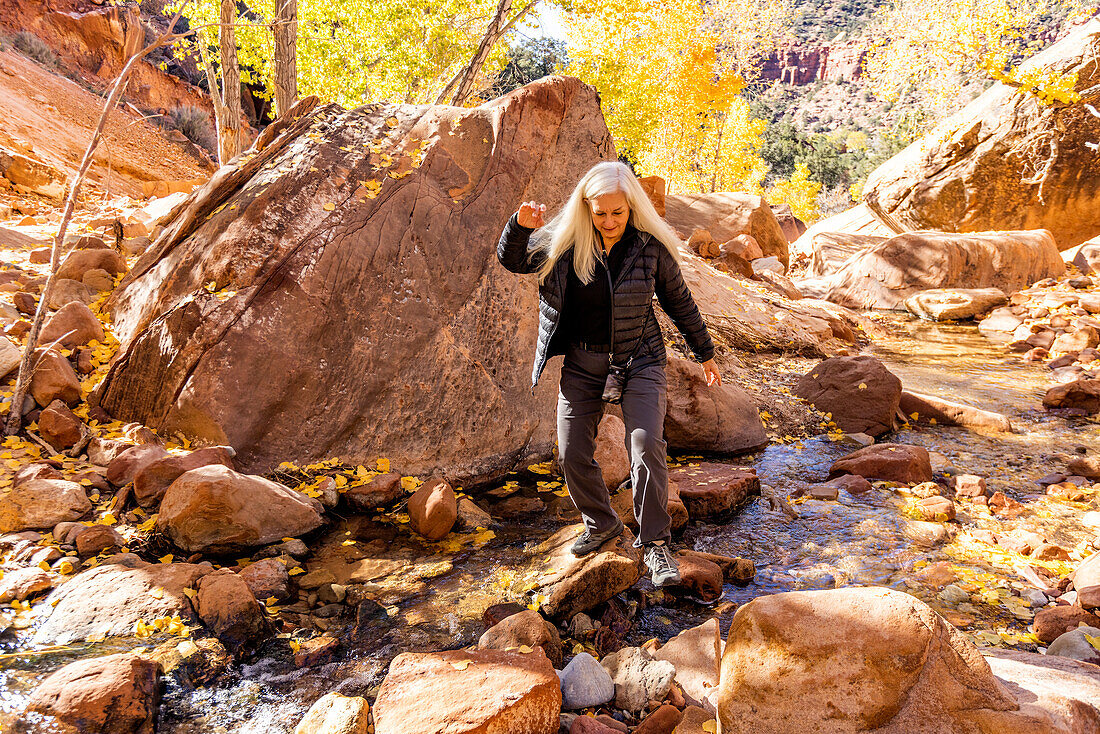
[3,5,192,437]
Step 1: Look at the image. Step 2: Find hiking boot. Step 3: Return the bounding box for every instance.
[570,520,625,556]
[644,542,681,587]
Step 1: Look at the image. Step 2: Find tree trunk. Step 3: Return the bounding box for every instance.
[450,0,511,106]
[437,0,537,106]
[273,0,298,116]
[218,0,243,163]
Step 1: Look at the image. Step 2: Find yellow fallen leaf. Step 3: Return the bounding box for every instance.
[342,539,356,546]
[451,660,470,670]
[148,588,164,599]
[702,720,718,733]
[516,645,534,653]
[58,561,73,575]
[858,383,867,390]
[177,639,199,657]
[289,639,301,653]
[159,554,173,564]
[289,567,305,576]
[37,560,50,572]
[323,202,336,211]
[182,587,197,600]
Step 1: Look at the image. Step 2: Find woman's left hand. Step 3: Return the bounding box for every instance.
[701,359,722,386]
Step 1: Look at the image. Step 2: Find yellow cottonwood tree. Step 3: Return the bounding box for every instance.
[766,162,822,222]
[561,0,788,194]
[864,0,1088,116]
[172,0,519,111]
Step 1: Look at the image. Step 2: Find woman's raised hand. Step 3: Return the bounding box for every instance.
[517,201,546,229]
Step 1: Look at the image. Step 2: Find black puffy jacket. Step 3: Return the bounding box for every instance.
[497,213,715,390]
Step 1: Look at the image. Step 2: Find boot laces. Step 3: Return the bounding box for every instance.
[647,544,675,575]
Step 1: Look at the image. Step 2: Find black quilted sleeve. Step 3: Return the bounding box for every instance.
[654,245,715,363]
[496,212,548,275]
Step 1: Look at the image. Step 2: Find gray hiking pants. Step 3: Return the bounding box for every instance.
[557,343,672,546]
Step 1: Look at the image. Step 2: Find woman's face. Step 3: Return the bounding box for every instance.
[587,191,630,245]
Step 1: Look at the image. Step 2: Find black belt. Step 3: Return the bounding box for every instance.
[572,340,611,352]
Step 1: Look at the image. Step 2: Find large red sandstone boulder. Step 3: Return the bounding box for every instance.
[56,248,127,282]
[373,648,561,734]
[863,21,1100,250]
[40,301,104,348]
[156,464,325,553]
[771,203,806,244]
[94,77,614,485]
[829,444,933,484]
[195,568,269,653]
[34,561,211,644]
[793,355,902,437]
[132,445,236,508]
[664,192,789,267]
[1044,379,1100,413]
[662,356,768,454]
[670,463,759,518]
[21,652,159,734]
[801,230,1065,310]
[478,608,562,668]
[526,524,643,619]
[789,204,892,264]
[407,477,457,540]
[0,477,91,532]
[29,346,81,407]
[715,587,1100,732]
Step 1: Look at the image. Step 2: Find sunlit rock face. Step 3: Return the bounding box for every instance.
[863,20,1100,251]
[94,77,615,484]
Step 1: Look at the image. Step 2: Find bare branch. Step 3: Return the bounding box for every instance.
[3,4,192,437]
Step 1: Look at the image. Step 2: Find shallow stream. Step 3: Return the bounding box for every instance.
[2,317,1097,732]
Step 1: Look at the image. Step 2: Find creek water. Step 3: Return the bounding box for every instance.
[1,317,1096,732]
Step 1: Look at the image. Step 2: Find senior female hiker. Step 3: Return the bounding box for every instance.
[496,161,721,588]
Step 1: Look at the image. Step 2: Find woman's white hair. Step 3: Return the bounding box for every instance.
[535,161,683,285]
